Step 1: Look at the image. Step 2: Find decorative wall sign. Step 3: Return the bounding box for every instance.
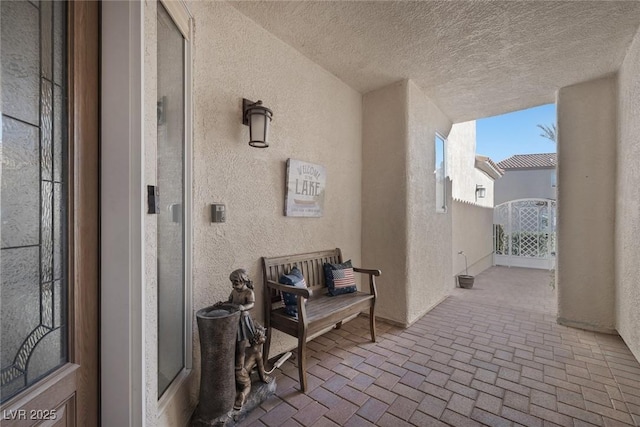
[285,159,326,217]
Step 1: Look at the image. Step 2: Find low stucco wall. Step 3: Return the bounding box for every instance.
[452,201,494,280]
[362,80,453,327]
[556,76,617,334]
[616,27,640,361]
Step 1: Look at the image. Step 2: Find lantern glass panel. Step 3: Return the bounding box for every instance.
[250,111,266,143]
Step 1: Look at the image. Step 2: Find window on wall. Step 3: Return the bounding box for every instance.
[435,134,447,212]
[157,1,192,399]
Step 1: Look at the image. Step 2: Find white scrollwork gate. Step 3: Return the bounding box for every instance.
[493,199,556,270]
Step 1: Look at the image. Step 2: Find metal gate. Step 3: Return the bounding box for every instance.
[493,199,556,269]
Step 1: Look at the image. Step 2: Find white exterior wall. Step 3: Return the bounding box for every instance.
[494,168,556,206]
[616,27,640,361]
[447,121,477,203]
[447,121,494,209]
[474,169,496,208]
[556,76,617,334]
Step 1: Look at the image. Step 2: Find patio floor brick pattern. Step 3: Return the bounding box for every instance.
[239,267,640,426]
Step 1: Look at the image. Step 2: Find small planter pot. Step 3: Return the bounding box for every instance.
[457,275,475,289]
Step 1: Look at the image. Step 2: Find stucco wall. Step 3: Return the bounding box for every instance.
[143,1,159,424]
[447,121,476,203]
[445,121,494,281]
[494,168,556,205]
[474,169,496,208]
[144,3,197,426]
[137,2,364,424]
[186,0,363,411]
[362,80,453,326]
[452,201,494,279]
[406,81,453,324]
[362,81,409,325]
[447,121,490,207]
[556,76,617,334]
[616,27,640,361]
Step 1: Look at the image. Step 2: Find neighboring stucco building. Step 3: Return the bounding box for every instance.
[495,153,557,205]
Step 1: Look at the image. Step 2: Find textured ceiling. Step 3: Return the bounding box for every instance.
[229,1,640,122]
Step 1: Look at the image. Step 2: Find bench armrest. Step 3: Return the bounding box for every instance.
[353,267,381,276]
[266,279,311,298]
[353,267,380,298]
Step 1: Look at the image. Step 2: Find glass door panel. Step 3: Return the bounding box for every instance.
[157,3,185,398]
[1,0,68,403]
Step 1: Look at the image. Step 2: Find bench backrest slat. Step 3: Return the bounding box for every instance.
[262,248,343,305]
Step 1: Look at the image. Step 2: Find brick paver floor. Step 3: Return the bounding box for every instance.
[242,267,640,426]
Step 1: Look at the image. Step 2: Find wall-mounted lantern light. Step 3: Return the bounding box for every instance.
[242,98,273,148]
[475,184,486,200]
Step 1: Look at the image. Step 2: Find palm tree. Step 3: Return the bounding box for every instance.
[537,124,557,143]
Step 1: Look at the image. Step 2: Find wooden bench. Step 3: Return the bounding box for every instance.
[262,248,380,392]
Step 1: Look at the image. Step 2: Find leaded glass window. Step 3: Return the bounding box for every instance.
[1,0,68,403]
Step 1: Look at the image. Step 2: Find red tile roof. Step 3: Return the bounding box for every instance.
[498,153,556,169]
[485,157,504,175]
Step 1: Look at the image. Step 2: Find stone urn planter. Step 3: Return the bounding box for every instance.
[456,251,474,289]
[191,305,240,426]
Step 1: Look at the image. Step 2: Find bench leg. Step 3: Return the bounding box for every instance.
[369,306,377,342]
[335,321,342,330]
[297,333,308,392]
[264,324,272,366]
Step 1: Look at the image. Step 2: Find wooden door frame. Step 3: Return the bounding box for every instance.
[68,1,100,425]
[0,2,100,426]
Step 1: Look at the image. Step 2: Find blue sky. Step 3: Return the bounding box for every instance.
[475,103,556,163]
